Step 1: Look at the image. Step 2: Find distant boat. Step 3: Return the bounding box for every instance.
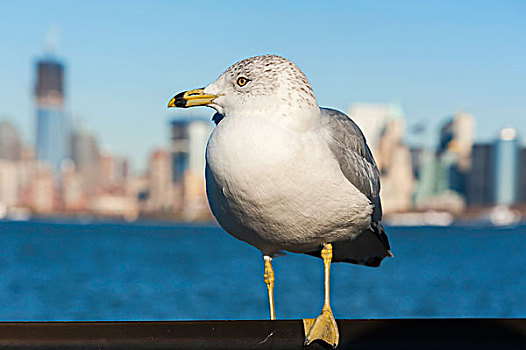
[422,211,454,226]
[489,206,521,227]
[7,208,32,222]
[385,211,453,227]
[0,206,32,222]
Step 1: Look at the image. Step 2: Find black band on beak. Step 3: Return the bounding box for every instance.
[167,88,218,108]
[169,90,189,108]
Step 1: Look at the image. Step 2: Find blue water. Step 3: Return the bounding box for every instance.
[0,220,524,321]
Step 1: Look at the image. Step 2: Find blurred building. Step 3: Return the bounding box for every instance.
[170,115,214,217]
[0,124,36,213]
[0,160,19,208]
[519,148,526,205]
[409,147,424,180]
[90,194,138,221]
[125,175,149,205]
[0,121,22,161]
[98,151,129,190]
[413,112,475,212]
[27,163,55,213]
[89,151,136,219]
[145,149,174,213]
[61,160,88,211]
[34,56,71,174]
[437,112,474,171]
[413,149,438,202]
[71,128,100,193]
[493,128,519,206]
[466,143,495,207]
[465,128,523,208]
[436,112,475,197]
[348,103,414,213]
[348,103,404,168]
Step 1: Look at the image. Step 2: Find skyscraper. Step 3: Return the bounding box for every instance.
[0,121,22,161]
[71,128,100,193]
[146,149,174,213]
[518,147,526,204]
[348,102,414,213]
[436,112,475,197]
[348,103,405,168]
[171,120,190,184]
[34,56,70,174]
[493,128,519,206]
[170,114,213,216]
[466,143,494,207]
[439,113,474,165]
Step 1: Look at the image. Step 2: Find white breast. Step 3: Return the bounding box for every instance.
[205,114,373,256]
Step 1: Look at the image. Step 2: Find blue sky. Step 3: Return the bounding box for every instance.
[1,0,525,171]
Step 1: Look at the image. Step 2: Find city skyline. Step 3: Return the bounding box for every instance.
[1,94,525,222]
[1,1,525,172]
[1,45,525,222]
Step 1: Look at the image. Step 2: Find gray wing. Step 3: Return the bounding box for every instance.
[321,107,382,222]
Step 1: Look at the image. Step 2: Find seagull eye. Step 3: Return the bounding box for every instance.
[237,77,249,87]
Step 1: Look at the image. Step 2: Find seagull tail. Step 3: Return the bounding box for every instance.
[306,222,392,267]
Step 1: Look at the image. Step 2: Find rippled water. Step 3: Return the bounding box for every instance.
[0,220,524,320]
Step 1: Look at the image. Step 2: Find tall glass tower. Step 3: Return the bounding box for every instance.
[34,57,70,174]
[493,128,519,206]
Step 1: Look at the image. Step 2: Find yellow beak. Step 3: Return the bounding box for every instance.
[167,88,219,108]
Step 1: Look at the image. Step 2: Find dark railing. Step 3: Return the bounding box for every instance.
[0,319,524,349]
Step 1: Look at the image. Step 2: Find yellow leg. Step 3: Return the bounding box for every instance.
[263,255,276,320]
[303,243,339,348]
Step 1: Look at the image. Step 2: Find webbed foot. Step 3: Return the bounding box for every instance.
[303,306,339,348]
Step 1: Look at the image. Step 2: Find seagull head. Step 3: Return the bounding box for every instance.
[168,55,319,119]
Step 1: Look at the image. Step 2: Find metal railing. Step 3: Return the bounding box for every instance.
[0,319,524,349]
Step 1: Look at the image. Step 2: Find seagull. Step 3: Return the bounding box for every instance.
[168,54,392,348]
